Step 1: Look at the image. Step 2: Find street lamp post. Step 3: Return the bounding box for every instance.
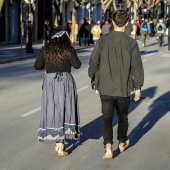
[25,0,33,53]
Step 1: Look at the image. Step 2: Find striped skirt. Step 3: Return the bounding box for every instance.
[38,72,80,143]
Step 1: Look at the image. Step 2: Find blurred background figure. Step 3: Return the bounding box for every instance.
[43,20,54,45]
[149,19,155,37]
[136,20,141,36]
[156,19,166,46]
[140,19,151,47]
[66,20,72,38]
[166,18,170,51]
[91,22,101,45]
[78,19,84,46]
[101,21,110,35]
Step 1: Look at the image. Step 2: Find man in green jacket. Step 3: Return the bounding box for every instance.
[88,10,144,159]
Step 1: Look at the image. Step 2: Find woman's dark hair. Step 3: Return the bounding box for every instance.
[43,32,73,66]
[112,10,129,27]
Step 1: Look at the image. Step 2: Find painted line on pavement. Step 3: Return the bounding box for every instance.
[77,86,89,92]
[21,86,90,117]
[160,55,170,58]
[142,59,147,62]
[142,53,154,57]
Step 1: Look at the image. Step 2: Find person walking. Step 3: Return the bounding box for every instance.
[101,21,110,35]
[167,18,170,51]
[34,28,81,157]
[84,19,91,46]
[140,19,151,47]
[43,20,52,45]
[91,22,101,45]
[156,19,166,46]
[88,10,144,159]
[136,20,141,35]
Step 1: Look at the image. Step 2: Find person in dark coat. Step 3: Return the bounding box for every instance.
[166,18,170,51]
[84,19,91,46]
[88,10,144,159]
[43,20,52,45]
[34,28,81,157]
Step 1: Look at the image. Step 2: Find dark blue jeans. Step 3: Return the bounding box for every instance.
[101,95,130,145]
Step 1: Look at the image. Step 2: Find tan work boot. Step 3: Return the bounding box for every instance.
[118,139,130,153]
[103,143,113,159]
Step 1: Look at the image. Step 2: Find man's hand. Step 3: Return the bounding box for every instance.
[134,89,141,102]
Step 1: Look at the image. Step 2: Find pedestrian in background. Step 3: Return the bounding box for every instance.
[136,20,141,35]
[91,22,101,45]
[66,20,72,38]
[101,21,110,35]
[84,19,91,46]
[34,27,81,157]
[43,20,52,45]
[78,19,84,46]
[140,19,151,47]
[149,19,155,36]
[88,10,144,159]
[166,18,170,51]
[156,19,166,46]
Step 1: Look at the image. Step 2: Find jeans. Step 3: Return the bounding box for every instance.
[93,40,98,45]
[101,95,130,145]
[84,37,90,46]
[168,36,170,50]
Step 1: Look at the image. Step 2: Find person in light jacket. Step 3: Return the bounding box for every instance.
[91,23,102,45]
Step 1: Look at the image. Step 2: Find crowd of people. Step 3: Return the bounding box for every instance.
[35,11,170,159]
[43,17,170,50]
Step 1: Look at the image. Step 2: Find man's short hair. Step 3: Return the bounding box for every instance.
[112,10,129,27]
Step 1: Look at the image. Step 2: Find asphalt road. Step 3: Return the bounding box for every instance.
[0,38,170,170]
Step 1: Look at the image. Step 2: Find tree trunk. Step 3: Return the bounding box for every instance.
[112,0,117,12]
[54,0,63,26]
[71,7,76,43]
[133,1,138,20]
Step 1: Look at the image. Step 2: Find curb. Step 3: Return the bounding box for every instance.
[0,54,37,64]
[0,45,94,65]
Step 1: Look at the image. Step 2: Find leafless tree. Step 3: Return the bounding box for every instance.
[53,0,63,27]
[71,0,86,43]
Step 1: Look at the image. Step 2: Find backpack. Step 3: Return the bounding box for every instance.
[142,22,147,28]
[158,25,163,31]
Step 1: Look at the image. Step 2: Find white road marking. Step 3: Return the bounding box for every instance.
[77,86,89,92]
[21,107,41,117]
[21,86,90,117]
[77,52,91,57]
[160,54,170,57]
[142,53,154,57]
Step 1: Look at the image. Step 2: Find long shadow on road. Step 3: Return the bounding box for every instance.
[113,90,170,158]
[67,87,158,155]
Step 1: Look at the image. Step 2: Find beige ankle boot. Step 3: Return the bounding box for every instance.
[57,143,68,157]
[103,143,113,159]
[118,139,130,153]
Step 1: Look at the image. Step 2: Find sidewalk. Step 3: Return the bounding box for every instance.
[0,42,93,64]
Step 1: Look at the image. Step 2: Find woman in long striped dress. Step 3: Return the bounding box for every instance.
[34,29,81,156]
